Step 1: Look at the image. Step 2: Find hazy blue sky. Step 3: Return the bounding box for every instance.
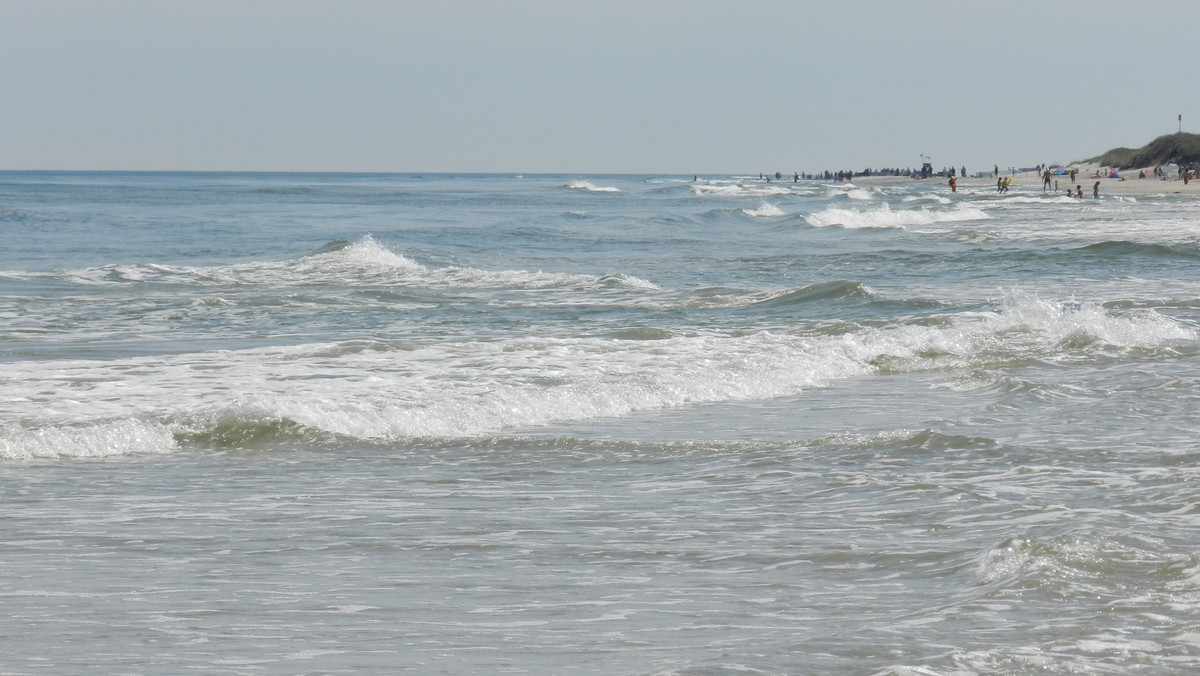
[3,0,1197,174]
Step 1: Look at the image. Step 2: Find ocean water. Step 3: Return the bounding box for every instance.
[2,171,1200,674]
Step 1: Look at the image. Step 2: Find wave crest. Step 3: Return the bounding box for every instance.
[751,280,873,307]
[743,202,786,218]
[0,419,177,460]
[20,236,659,292]
[1,291,1190,458]
[565,180,620,193]
[805,203,988,229]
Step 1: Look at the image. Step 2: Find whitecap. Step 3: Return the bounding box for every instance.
[804,203,989,229]
[692,182,798,198]
[0,419,178,460]
[566,180,620,193]
[742,202,785,218]
[3,290,1189,451]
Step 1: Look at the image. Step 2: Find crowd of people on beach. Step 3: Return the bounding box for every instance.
[966,162,1195,198]
[746,161,1195,192]
[1139,165,1194,184]
[756,169,918,183]
[756,167,972,183]
[1026,164,1098,198]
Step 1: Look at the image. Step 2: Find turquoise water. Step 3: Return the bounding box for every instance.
[3,172,1200,673]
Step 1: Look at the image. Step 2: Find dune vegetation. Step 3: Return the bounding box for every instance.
[1088,132,1200,169]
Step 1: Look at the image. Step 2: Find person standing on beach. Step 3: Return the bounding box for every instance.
[1093,181,1100,199]
[1043,171,1052,191]
[949,176,957,192]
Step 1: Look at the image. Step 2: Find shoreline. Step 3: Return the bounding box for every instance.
[853,164,1200,196]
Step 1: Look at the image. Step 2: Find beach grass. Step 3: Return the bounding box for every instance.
[1089,132,1200,170]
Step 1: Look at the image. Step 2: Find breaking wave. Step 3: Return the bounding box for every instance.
[565,180,620,193]
[2,290,1189,459]
[804,203,989,229]
[4,236,659,292]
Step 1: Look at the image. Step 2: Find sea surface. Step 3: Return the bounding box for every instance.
[3,171,1200,674]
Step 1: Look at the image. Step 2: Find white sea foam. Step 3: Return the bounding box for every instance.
[844,290,1194,373]
[692,182,800,198]
[991,195,1071,205]
[743,202,785,218]
[566,180,620,193]
[824,183,880,201]
[902,193,952,205]
[0,419,178,460]
[804,203,989,229]
[0,291,1187,457]
[976,537,1034,584]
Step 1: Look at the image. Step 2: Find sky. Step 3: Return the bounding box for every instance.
[3,0,1198,174]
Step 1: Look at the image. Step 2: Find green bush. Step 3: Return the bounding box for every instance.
[1088,133,1200,168]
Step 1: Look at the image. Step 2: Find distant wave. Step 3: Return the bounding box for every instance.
[742,202,786,218]
[565,180,620,193]
[990,194,1076,205]
[806,428,999,453]
[825,184,878,201]
[6,236,660,292]
[692,181,806,198]
[902,193,952,205]
[633,280,880,312]
[1077,240,1200,260]
[749,280,873,307]
[0,208,70,224]
[804,203,989,229]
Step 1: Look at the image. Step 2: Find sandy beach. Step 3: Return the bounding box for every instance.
[857,164,1200,197]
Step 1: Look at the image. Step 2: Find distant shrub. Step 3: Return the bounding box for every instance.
[1087,133,1200,168]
